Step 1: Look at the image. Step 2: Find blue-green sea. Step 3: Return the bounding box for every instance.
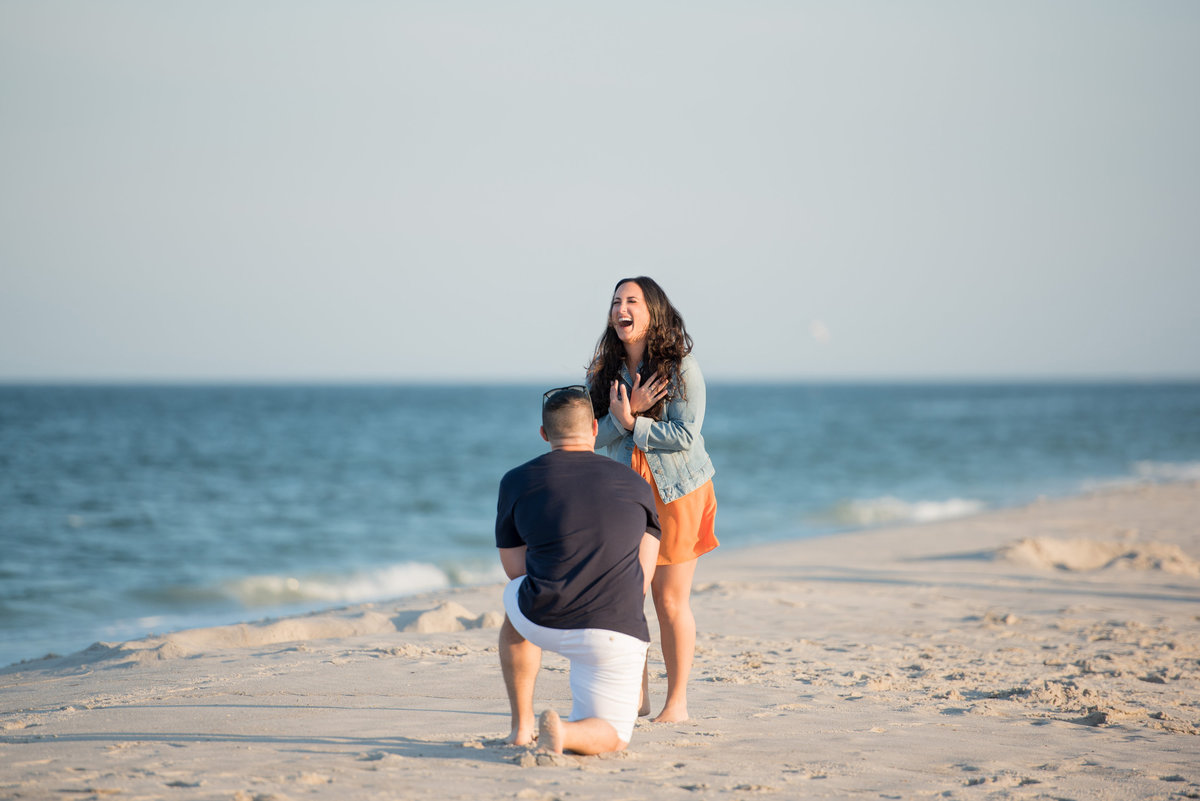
[2,381,1198,667]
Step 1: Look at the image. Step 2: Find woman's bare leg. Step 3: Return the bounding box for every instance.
[650,558,698,723]
[639,656,651,716]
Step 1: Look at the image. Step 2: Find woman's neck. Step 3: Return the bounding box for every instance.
[623,342,645,377]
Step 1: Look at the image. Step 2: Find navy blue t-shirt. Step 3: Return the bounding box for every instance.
[495,449,661,642]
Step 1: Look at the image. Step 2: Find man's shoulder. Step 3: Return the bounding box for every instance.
[588,453,643,481]
[500,452,553,485]
[502,450,646,491]
[583,454,656,499]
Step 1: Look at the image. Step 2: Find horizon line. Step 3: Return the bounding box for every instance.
[1,374,1198,387]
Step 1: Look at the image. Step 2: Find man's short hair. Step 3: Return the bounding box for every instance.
[542,386,595,439]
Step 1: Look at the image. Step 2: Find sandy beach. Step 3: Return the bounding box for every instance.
[2,481,1197,800]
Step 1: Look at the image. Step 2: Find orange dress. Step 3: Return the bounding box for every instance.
[631,447,719,566]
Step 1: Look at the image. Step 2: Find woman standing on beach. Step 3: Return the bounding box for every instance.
[586,276,718,723]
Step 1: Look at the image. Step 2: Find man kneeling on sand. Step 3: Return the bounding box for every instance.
[496,385,662,755]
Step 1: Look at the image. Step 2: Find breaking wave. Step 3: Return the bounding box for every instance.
[223,562,464,607]
[827,496,987,527]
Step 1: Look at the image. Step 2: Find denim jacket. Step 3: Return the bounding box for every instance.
[595,353,716,503]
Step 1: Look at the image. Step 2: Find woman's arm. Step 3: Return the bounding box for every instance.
[595,410,626,448]
[631,355,706,453]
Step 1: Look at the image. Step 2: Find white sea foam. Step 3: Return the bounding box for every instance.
[444,563,509,586]
[1132,460,1200,482]
[224,562,452,607]
[1081,461,1200,493]
[830,496,986,527]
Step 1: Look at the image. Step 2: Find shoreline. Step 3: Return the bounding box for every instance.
[7,472,1192,672]
[2,481,1197,799]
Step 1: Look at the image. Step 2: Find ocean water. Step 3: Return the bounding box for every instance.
[2,381,1198,667]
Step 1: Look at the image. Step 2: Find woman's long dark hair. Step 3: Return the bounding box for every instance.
[586,276,693,420]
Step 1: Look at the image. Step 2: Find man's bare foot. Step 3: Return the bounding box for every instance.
[638,690,651,717]
[537,709,564,754]
[652,702,688,723]
[504,727,536,746]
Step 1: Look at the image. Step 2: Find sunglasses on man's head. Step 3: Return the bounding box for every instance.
[542,385,590,405]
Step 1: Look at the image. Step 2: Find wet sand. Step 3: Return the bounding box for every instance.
[2,481,1197,799]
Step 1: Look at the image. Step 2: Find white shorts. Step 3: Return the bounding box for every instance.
[503,577,648,744]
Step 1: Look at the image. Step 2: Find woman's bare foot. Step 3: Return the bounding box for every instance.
[652,701,688,723]
[537,709,564,754]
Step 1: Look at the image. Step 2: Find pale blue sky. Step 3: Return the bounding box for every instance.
[2,2,1198,381]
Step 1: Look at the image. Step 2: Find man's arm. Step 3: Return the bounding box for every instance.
[499,546,527,580]
[638,533,660,596]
